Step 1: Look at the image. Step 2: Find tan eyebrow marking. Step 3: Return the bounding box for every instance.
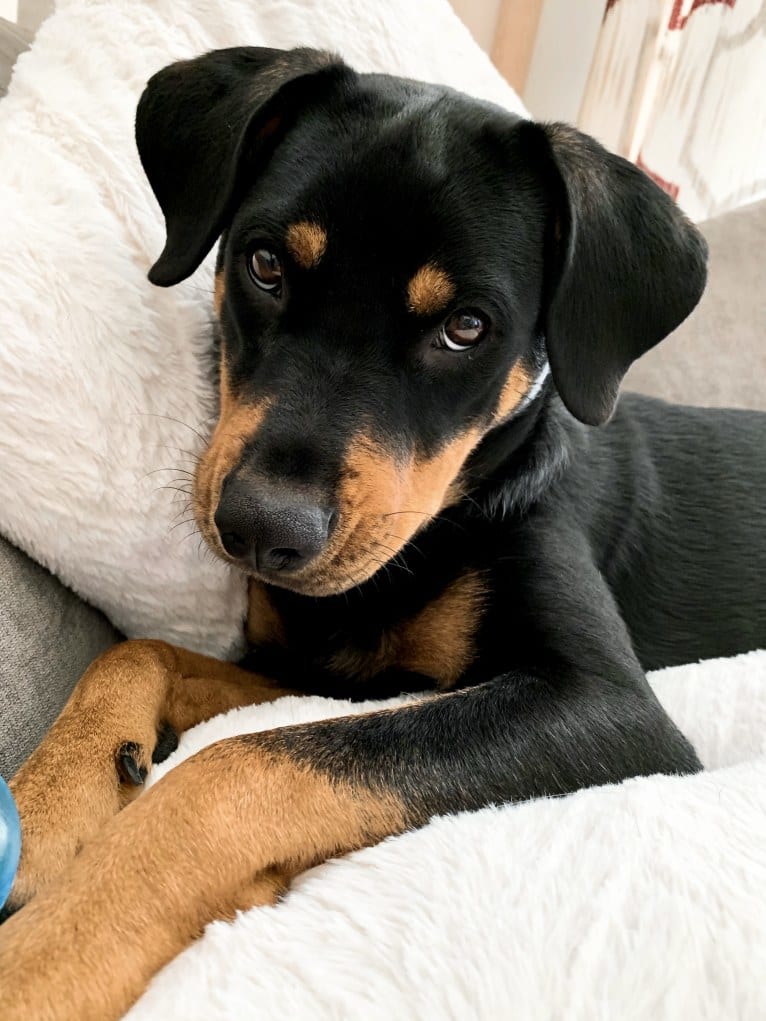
[407,264,455,316]
[285,221,327,269]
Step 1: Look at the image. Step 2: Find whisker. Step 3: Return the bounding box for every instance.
[386,533,426,561]
[140,466,195,481]
[134,412,209,446]
[169,516,198,535]
[355,544,413,581]
[179,526,203,545]
[370,541,415,577]
[381,509,431,519]
[462,494,490,521]
[159,444,202,463]
[157,485,194,499]
[169,503,193,524]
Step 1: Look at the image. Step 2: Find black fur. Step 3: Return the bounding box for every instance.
[135,47,766,819]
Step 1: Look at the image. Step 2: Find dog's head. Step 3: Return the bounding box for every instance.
[136,47,707,596]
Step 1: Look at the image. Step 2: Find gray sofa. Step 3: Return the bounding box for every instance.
[1,18,764,779]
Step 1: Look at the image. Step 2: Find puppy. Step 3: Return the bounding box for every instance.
[2,47,765,1021]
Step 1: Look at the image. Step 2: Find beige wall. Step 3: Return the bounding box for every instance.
[450,0,606,123]
[524,0,603,122]
[449,0,502,52]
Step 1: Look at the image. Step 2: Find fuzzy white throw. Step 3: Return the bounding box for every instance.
[2,3,764,1019]
[0,0,524,657]
[124,651,766,1021]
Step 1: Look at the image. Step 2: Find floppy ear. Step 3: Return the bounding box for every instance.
[135,47,349,287]
[521,122,708,426]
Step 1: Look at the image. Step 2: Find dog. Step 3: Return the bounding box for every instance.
[2,45,765,1020]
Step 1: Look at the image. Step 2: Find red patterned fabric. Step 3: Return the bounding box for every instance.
[669,0,737,31]
[636,153,681,201]
[578,0,764,221]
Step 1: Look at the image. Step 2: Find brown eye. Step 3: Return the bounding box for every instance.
[248,248,282,293]
[439,309,488,351]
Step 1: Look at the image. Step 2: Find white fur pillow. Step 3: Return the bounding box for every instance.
[0,0,525,656]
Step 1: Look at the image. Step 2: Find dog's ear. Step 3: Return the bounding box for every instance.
[520,122,707,425]
[135,47,349,286]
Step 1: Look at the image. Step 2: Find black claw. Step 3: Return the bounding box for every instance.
[116,743,147,786]
[0,900,20,925]
[152,722,179,765]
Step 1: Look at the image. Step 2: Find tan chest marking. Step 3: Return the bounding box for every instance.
[328,571,487,688]
[246,580,287,648]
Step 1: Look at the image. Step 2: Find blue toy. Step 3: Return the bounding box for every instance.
[0,776,21,910]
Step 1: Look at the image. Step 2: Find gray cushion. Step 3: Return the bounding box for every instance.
[625,198,766,411]
[0,17,31,98]
[0,536,120,777]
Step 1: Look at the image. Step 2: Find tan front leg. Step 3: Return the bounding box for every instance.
[0,729,407,1021]
[7,639,294,911]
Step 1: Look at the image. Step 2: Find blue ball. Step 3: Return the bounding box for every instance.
[0,776,21,910]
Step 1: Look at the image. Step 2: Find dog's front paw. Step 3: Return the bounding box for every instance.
[3,724,177,915]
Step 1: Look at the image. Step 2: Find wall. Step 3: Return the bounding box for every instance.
[449,0,502,51]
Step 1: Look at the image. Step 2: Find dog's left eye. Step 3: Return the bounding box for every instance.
[248,248,282,293]
[437,310,488,352]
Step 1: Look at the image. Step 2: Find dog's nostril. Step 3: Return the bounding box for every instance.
[266,547,302,572]
[219,530,248,559]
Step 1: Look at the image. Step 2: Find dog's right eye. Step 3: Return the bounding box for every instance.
[248,248,282,294]
[436,310,489,352]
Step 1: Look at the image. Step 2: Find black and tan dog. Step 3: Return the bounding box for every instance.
[2,46,765,1019]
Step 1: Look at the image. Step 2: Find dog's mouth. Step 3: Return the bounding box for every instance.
[192,430,482,597]
[197,502,430,597]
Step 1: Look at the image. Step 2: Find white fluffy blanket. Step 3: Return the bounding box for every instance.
[125,651,766,1021]
[2,2,764,1019]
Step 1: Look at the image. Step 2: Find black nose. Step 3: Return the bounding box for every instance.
[214,477,334,575]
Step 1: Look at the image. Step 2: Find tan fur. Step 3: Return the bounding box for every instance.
[0,735,406,1021]
[398,571,487,685]
[280,427,483,596]
[494,360,532,422]
[286,221,327,269]
[213,271,225,318]
[7,641,294,908]
[330,570,487,686]
[406,264,455,316]
[246,578,287,647]
[194,359,270,558]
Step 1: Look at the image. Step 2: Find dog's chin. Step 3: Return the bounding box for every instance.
[254,571,368,598]
[247,554,388,598]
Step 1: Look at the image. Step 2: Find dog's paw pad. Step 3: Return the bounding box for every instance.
[116,743,148,787]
